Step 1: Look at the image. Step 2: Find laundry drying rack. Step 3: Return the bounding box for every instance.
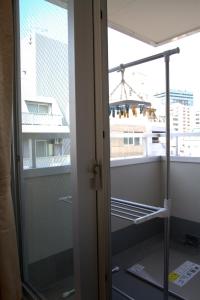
[109,47,180,300]
[111,197,168,225]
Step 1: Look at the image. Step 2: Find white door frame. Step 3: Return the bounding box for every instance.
[93,0,111,299]
[69,0,111,299]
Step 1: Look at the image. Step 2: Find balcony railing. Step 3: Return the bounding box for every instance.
[110,131,200,160]
[22,112,64,126]
[23,132,200,170]
[23,155,70,169]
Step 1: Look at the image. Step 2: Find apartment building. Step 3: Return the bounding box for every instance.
[170,103,192,132]
[21,32,70,169]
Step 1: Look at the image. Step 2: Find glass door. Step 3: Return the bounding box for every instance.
[15,0,109,299]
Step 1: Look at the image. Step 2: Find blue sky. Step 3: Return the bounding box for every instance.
[20,0,68,42]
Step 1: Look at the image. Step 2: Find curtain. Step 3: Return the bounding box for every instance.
[0,1,22,299]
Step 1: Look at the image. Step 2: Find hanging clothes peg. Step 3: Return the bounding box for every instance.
[132,105,137,116]
[143,107,147,116]
[125,104,129,118]
[148,107,157,120]
[112,107,115,118]
[120,107,124,118]
[122,107,126,117]
[139,105,144,114]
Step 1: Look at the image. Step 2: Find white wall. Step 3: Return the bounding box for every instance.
[111,159,200,230]
[23,171,72,263]
[23,159,200,263]
[170,160,200,223]
[111,160,162,231]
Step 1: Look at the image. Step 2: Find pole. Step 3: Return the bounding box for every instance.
[109,48,180,73]
[163,54,170,300]
[109,47,179,300]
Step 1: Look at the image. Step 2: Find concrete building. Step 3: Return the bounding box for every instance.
[21,32,70,169]
[154,89,194,106]
[170,103,192,132]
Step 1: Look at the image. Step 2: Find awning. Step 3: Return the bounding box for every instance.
[107,0,200,46]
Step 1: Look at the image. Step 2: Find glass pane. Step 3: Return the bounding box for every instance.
[26,102,38,113]
[19,0,75,299]
[38,104,49,114]
[108,21,200,300]
[35,140,47,157]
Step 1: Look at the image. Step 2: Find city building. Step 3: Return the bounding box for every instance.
[154,89,194,106]
[21,32,70,169]
[193,110,200,131]
[170,102,192,132]
[109,99,165,158]
[21,96,70,169]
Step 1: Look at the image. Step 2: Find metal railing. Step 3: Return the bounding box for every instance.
[22,132,200,169]
[23,155,70,169]
[22,112,64,126]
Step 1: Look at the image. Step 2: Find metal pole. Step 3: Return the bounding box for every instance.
[109,47,180,300]
[109,48,180,73]
[163,54,171,300]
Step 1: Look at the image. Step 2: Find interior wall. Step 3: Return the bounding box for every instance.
[111,159,200,231]
[170,161,200,223]
[23,171,72,263]
[111,160,162,231]
[23,160,200,263]
[24,161,162,263]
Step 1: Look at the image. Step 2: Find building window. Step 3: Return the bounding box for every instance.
[124,131,133,145]
[26,101,52,114]
[124,137,133,145]
[152,137,159,143]
[36,140,48,157]
[134,137,140,145]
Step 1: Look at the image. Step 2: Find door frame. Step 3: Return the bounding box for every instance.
[93,0,111,299]
[12,0,111,299]
[69,0,111,298]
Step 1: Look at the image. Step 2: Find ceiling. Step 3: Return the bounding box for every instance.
[46,0,67,9]
[107,0,200,46]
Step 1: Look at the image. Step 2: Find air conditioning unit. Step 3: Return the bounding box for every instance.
[55,138,62,144]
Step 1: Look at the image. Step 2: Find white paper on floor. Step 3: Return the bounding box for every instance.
[168,260,200,287]
[127,263,160,286]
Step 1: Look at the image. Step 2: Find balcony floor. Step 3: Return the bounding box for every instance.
[112,234,200,300]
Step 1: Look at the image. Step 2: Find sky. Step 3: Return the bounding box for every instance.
[20,0,200,107]
[108,28,200,106]
[20,0,68,42]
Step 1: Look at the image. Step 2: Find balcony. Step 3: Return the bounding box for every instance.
[110,131,200,160]
[21,131,200,299]
[23,155,70,169]
[22,112,64,126]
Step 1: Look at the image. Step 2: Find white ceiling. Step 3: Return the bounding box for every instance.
[46,0,67,9]
[107,0,200,46]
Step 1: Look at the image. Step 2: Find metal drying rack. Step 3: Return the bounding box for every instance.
[111,197,168,224]
[109,47,180,300]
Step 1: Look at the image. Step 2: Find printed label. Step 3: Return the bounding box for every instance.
[169,261,200,287]
[130,264,145,273]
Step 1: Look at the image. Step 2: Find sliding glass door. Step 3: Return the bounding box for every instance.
[15,0,110,299]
